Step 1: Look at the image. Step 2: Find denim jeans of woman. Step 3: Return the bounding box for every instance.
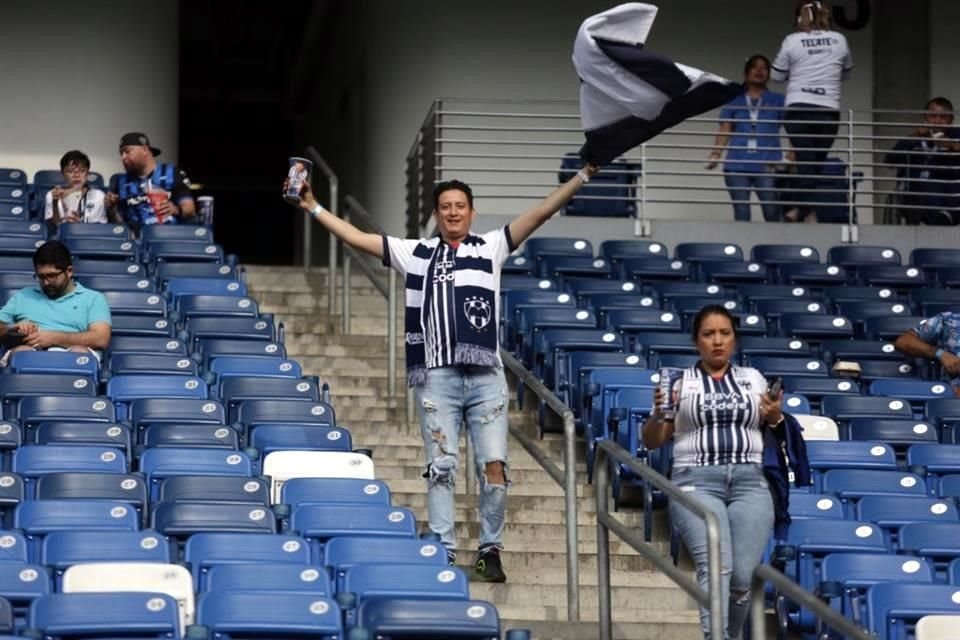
[414,365,510,552]
[669,463,774,640]
[724,171,781,221]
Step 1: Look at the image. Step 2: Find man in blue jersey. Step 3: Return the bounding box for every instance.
[105,132,196,230]
[0,241,111,365]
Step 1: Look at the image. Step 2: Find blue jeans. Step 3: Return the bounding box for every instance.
[724,171,780,222]
[669,463,774,640]
[414,365,510,552]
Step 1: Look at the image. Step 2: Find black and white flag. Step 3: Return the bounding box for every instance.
[573,3,742,166]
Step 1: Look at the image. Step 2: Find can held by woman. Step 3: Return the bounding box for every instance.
[284,157,313,203]
[658,367,684,420]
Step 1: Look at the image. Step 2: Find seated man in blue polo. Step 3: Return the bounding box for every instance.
[895,312,960,395]
[0,241,111,365]
[104,132,196,231]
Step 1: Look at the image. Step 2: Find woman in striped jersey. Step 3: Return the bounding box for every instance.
[643,305,784,639]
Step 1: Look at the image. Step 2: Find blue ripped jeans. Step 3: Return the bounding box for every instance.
[669,463,774,640]
[414,365,510,552]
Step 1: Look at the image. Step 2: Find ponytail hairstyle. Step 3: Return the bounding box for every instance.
[795,0,832,31]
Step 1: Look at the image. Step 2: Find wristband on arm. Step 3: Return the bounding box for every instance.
[936,348,945,361]
[311,204,327,218]
[576,170,591,184]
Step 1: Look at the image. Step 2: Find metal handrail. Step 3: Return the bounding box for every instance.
[500,349,579,622]
[750,564,871,640]
[340,196,399,397]
[305,147,338,316]
[593,439,723,640]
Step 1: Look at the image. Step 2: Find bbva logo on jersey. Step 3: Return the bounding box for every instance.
[463,296,492,331]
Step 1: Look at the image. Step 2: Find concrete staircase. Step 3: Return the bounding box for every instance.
[246,266,703,639]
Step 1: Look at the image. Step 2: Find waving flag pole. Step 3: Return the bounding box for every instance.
[574,3,743,166]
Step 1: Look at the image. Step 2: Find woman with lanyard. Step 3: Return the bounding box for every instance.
[772,0,853,222]
[707,55,787,222]
[643,305,784,640]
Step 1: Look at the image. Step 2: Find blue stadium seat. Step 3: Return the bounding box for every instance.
[863,315,924,340]
[154,262,236,282]
[674,242,743,263]
[41,530,172,578]
[0,472,24,522]
[111,316,175,338]
[0,186,27,205]
[203,563,332,594]
[184,533,310,591]
[656,353,700,369]
[143,424,239,450]
[751,244,820,266]
[109,374,207,404]
[32,170,66,188]
[354,598,500,640]
[28,592,179,639]
[539,254,612,280]
[821,469,927,503]
[501,254,533,275]
[0,374,95,417]
[848,419,939,452]
[521,237,592,261]
[827,245,901,268]
[130,398,226,429]
[76,274,156,293]
[109,354,198,377]
[0,420,20,455]
[632,332,698,359]
[140,448,251,499]
[0,272,36,289]
[870,379,951,404]
[249,425,352,457]
[779,263,849,287]
[141,225,214,245]
[859,360,925,382]
[196,339,286,363]
[604,309,682,335]
[806,441,898,475]
[500,275,557,293]
[581,291,655,315]
[341,564,469,625]
[532,328,623,383]
[824,285,901,304]
[738,336,811,360]
[165,277,247,299]
[157,476,269,506]
[183,317,277,344]
[0,221,42,241]
[9,351,99,378]
[779,314,855,341]
[749,356,829,378]
[910,248,960,270]
[63,237,138,261]
[821,396,914,423]
[838,302,913,327]
[621,256,691,284]
[14,500,140,546]
[0,562,49,614]
[856,496,958,539]
[0,256,36,273]
[13,445,127,481]
[701,260,769,284]
[908,444,960,481]
[786,493,845,520]
[219,377,320,415]
[558,352,647,418]
[102,291,167,316]
[502,289,574,333]
[35,473,146,514]
[821,339,904,363]
[897,522,960,578]
[652,282,727,301]
[152,502,276,538]
[0,169,26,187]
[515,307,597,360]
[147,241,224,263]
[863,583,960,640]
[234,400,335,430]
[939,475,960,499]
[323,537,448,591]
[911,289,960,316]
[599,239,668,263]
[932,267,960,288]
[670,296,742,317]
[57,223,131,241]
[17,396,115,427]
[860,265,928,290]
[281,479,391,509]
[195,592,342,639]
[782,393,812,415]
[0,531,28,563]
[208,356,301,381]
[176,294,258,320]
[0,237,44,257]
[754,299,828,320]
[290,504,416,554]
[0,202,27,219]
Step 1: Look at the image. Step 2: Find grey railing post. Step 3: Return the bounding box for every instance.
[848,108,856,228]
[563,409,580,621]
[341,211,352,334]
[595,446,612,640]
[328,174,338,316]
[303,148,338,314]
[387,269,397,396]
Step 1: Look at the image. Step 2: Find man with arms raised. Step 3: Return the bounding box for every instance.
[285,164,597,581]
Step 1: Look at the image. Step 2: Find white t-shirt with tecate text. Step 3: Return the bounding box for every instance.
[772,30,853,110]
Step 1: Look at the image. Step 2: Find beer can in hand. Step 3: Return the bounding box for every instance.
[658,367,684,420]
[197,196,214,226]
[284,157,313,203]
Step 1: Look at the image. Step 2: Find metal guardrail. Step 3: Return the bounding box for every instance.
[341,196,398,397]
[500,349,580,622]
[593,439,723,640]
[406,99,960,234]
[305,147,338,316]
[750,564,871,640]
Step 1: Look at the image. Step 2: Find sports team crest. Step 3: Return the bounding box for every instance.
[464,296,492,331]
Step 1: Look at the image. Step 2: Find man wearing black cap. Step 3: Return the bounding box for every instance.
[105,132,196,229]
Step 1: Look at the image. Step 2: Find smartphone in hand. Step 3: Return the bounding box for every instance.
[767,377,783,401]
